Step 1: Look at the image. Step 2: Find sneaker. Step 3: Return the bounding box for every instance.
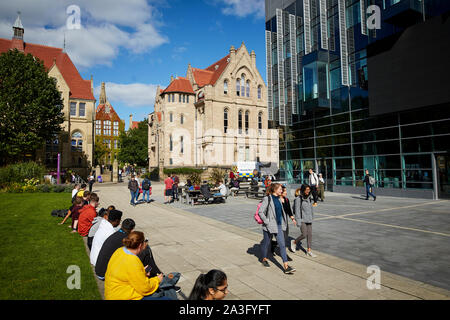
[373,196,376,201]
[307,250,317,258]
[261,260,270,268]
[290,240,297,252]
[284,265,296,274]
[173,286,182,293]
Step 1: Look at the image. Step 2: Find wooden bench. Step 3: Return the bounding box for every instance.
[188,194,227,206]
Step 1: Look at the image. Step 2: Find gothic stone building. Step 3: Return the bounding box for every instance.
[0,15,96,175]
[148,43,279,173]
[95,82,125,166]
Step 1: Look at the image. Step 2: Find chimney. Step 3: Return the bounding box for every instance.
[170,75,174,82]
[229,45,236,63]
[250,50,256,68]
[129,114,133,129]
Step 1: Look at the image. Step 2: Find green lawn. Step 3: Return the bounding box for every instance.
[0,193,101,300]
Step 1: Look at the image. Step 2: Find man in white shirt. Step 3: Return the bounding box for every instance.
[90,210,123,266]
[308,168,319,207]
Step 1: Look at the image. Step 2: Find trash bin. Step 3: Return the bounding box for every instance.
[98,176,103,183]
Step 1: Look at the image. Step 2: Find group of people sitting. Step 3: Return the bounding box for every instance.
[60,183,229,300]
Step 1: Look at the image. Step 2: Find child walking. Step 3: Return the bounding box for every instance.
[291,184,317,258]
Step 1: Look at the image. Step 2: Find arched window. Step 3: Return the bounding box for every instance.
[180,136,184,154]
[71,131,83,152]
[224,80,228,95]
[238,110,243,134]
[246,80,250,97]
[258,112,263,135]
[245,111,249,134]
[224,108,229,133]
[258,85,262,99]
[240,74,245,97]
[236,79,240,96]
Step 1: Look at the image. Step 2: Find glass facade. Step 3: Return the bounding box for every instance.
[266,0,450,198]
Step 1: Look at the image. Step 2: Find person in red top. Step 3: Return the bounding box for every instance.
[78,193,100,237]
[229,170,235,180]
[164,174,174,204]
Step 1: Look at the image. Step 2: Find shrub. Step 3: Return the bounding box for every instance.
[188,172,202,185]
[209,168,225,183]
[37,184,51,193]
[163,167,204,175]
[0,162,46,188]
[52,185,66,193]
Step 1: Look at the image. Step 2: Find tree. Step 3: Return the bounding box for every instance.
[117,119,148,167]
[94,136,111,166]
[0,49,64,165]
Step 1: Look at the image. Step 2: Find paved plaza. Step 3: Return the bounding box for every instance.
[92,182,450,300]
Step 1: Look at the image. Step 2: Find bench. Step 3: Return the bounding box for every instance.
[245,190,266,199]
[188,194,227,206]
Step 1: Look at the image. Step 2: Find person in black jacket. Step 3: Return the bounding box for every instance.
[95,218,136,280]
[128,175,139,206]
[364,169,376,201]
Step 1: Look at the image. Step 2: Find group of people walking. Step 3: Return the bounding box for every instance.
[257,182,317,275]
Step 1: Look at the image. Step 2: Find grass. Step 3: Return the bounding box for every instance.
[0,193,101,300]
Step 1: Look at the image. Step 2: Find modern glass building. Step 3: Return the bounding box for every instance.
[265,0,450,199]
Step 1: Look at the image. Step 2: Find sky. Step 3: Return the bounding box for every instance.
[0,0,267,129]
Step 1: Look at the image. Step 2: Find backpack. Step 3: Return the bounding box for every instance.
[142,179,151,190]
[254,196,271,224]
[369,176,375,186]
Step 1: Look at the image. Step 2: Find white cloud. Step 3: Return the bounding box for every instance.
[217,0,265,19]
[94,82,159,108]
[0,0,168,69]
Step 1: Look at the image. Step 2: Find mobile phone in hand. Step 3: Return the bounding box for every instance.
[145,265,152,274]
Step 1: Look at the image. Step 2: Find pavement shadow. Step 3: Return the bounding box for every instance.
[246,243,286,272]
[351,195,368,200]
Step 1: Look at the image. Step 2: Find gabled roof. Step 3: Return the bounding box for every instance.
[162,77,194,94]
[192,54,230,88]
[0,38,95,101]
[130,121,140,130]
[95,102,122,121]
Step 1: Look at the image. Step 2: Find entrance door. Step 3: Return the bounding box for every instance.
[437,155,450,199]
[317,159,333,192]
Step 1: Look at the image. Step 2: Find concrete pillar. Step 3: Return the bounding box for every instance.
[113,159,118,183]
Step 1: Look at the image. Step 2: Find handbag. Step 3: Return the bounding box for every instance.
[139,188,143,194]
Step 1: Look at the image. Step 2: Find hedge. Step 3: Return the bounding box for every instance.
[163,167,204,175]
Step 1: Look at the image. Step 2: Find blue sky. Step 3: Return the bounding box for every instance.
[0,0,267,129]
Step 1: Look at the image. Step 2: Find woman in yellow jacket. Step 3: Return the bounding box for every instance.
[105,231,167,300]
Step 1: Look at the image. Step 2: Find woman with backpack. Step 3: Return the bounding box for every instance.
[291,184,317,257]
[258,183,296,274]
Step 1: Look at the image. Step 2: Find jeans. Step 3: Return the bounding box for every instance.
[143,189,150,202]
[310,185,318,203]
[141,295,172,300]
[172,185,178,200]
[261,224,288,263]
[130,190,139,204]
[365,184,376,199]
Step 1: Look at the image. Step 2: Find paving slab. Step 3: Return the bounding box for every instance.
[92,182,450,300]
